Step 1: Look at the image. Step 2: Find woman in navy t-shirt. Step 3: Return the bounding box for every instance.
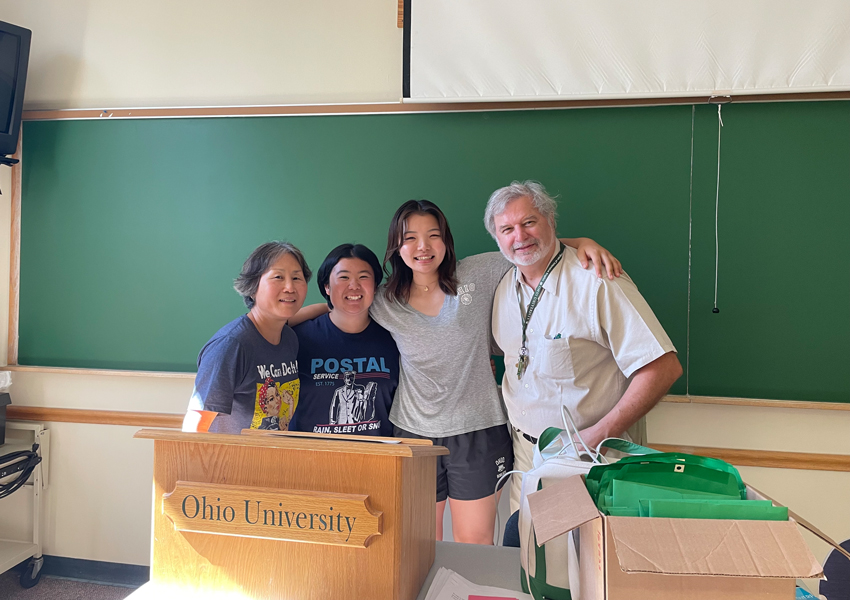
[182,241,311,434]
[290,244,399,437]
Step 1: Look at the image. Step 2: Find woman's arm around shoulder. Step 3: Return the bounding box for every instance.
[288,303,330,327]
[561,237,623,280]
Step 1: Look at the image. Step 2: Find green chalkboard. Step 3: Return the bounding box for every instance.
[688,102,850,403]
[17,101,850,403]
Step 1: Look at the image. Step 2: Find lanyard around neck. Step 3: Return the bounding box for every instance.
[515,243,565,364]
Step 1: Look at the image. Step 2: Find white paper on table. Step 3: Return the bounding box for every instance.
[423,568,451,600]
[424,567,533,600]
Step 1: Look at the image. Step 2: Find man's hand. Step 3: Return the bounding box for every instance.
[575,422,613,456]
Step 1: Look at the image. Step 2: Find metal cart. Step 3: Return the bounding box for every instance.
[0,422,50,588]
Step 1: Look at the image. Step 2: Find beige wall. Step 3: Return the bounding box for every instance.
[0,1,847,581]
[648,403,850,568]
[0,0,402,566]
[1,0,402,110]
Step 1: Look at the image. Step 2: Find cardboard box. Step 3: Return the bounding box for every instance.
[527,475,844,600]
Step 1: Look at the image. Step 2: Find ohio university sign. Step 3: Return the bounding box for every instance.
[163,481,382,548]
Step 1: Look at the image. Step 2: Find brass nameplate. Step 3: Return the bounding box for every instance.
[163,481,382,548]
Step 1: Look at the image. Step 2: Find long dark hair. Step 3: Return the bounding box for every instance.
[382,200,458,303]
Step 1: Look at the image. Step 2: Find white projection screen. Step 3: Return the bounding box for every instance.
[404,0,850,102]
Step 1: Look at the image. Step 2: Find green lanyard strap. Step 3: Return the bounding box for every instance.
[515,243,566,379]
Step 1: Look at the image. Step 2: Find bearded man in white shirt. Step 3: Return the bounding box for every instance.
[486,181,683,513]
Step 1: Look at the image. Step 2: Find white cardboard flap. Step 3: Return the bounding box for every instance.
[527,475,600,546]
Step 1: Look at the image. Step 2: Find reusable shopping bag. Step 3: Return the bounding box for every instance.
[514,407,658,600]
[586,451,747,504]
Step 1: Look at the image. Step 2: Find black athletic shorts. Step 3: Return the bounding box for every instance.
[393,424,514,502]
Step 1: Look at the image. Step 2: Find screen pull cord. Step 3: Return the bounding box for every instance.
[709,96,730,314]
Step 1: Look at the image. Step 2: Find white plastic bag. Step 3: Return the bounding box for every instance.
[518,407,658,599]
[519,407,605,598]
[0,371,11,392]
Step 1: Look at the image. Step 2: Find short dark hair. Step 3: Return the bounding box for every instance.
[233,241,312,308]
[317,243,383,309]
[382,200,458,304]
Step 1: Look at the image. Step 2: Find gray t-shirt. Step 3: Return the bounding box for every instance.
[369,252,512,437]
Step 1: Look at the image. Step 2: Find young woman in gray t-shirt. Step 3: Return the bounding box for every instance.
[368,199,620,545]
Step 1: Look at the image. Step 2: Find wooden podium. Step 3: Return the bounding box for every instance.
[134,429,449,600]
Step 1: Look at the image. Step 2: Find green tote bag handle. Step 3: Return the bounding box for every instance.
[596,437,663,456]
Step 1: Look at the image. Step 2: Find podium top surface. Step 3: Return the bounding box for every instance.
[134,428,450,457]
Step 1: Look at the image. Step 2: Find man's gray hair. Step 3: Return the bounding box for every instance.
[484,181,558,239]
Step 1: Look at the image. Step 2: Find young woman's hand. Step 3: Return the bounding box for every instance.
[563,237,623,280]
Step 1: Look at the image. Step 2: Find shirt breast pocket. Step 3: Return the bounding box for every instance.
[539,337,575,379]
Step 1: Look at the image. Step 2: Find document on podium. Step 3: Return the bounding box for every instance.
[423,567,532,600]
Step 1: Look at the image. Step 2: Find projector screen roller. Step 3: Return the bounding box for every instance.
[405,0,850,102]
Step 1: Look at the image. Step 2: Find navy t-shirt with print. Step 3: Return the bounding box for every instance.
[291,314,399,437]
[190,315,300,434]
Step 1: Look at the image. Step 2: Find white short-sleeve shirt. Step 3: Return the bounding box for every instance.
[492,245,676,438]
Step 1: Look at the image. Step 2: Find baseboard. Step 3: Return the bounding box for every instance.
[16,555,149,587]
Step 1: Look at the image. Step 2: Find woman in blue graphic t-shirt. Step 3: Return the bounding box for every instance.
[182,241,312,434]
[290,244,399,437]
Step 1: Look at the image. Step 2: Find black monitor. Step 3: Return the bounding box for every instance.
[0,20,30,160]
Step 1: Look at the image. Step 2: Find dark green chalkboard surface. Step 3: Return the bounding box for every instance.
[18,101,850,403]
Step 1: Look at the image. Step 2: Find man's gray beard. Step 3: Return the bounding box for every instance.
[500,239,555,267]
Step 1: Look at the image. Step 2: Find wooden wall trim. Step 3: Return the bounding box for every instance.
[663,394,850,411]
[6,133,21,365]
[5,407,849,472]
[21,91,850,121]
[398,0,404,28]
[7,406,183,428]
[651,444,850,473]
[0,370,846,410]
[0,365,195,378]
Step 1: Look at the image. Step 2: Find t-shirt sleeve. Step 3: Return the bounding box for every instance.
[594,274,677,378]
[189,336,246,414]
[368,287,394,329]
[458,252,513,295]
